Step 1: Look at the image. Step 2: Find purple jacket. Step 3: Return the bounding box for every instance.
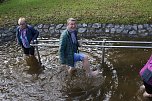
[140,55,152,85]
[16,25,39,47]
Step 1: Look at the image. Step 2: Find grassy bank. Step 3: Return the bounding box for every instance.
[0,0,152,26]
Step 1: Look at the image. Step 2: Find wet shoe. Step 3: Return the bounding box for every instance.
[140,85,145,91]
[143,91,152,97]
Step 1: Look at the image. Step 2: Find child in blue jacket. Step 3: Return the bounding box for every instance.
[16,17,39,56]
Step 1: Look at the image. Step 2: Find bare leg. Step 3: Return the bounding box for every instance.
[82,56,99,77]
[143,91,152,97]
[82,56,90,75]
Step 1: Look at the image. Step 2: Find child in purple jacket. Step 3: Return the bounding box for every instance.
[16,17,39,56]
[140,55,152,97]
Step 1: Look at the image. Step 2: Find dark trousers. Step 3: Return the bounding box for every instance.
[22,45,35,55]
[144,81,152,94]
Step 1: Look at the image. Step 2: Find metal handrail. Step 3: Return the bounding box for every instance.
[31,44,152,49]
[31,44,59,47]
[37,39,152,44]
[37,40,59,42]
[32,39,152,68]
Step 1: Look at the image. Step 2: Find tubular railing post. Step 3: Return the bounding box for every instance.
[101,39,106,68]
[34,40,41,65]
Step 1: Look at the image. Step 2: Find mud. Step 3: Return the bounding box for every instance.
[1,38,152,101]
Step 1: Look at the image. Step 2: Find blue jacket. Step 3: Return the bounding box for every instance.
[16,25,39,46]
[59,29,79,67]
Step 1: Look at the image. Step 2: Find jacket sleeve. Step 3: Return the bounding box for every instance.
[30,26,39,42]
[16,27,21,45]
[59,33,67,64]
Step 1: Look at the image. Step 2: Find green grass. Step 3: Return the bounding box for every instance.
[0,0,152,26]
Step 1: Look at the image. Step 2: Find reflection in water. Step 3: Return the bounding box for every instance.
[1,39,152,101]
[106,48,152,101]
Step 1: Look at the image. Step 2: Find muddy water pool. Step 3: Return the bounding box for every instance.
[1,37,152,101]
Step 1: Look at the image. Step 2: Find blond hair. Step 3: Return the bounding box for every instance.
[67,18,76,23]
[18,17,26,25]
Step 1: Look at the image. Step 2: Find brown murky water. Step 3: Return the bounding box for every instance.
[1,37,152,101]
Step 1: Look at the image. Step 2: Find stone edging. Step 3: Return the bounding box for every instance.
[0,23,152,42]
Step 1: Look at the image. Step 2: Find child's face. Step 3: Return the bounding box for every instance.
[19,22,26,29]
[67,21,77,31]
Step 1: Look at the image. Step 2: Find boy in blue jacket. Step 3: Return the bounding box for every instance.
[16,17,39,66]
[16,17,39,56]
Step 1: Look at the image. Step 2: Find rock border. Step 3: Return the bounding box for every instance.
[1,23,152,42]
